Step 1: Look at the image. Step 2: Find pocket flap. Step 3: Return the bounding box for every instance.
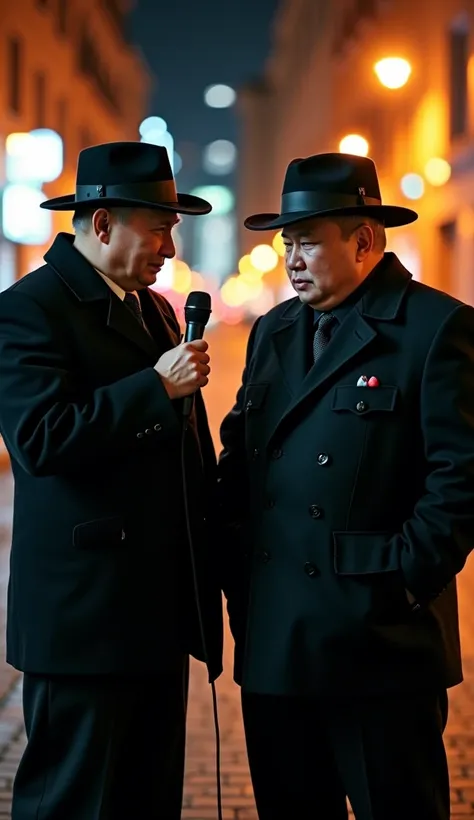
[73,516,127,550]
[333,531,399,574]
[332,385,398,414]
[244,383,269,411]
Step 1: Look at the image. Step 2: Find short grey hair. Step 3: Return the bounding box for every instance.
[72,207,133,233]
[336,215,387,252]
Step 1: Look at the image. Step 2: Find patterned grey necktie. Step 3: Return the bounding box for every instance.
[313,312,337,363]
[124,292,145,328]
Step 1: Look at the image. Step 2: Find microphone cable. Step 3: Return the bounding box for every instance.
[180,417,223,820]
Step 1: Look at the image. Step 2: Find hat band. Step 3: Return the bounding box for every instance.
[281,190,382,212]
[75,180,178,204]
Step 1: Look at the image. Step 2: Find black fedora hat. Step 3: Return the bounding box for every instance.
[40,141,212,215]
[244,153,417,231]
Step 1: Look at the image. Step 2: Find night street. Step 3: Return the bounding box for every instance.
[0,322,472,817]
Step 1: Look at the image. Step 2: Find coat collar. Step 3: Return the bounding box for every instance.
[44,232,178,358]
[268,253,412,438]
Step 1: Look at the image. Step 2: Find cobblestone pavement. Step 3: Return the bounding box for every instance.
[0,324,474,818]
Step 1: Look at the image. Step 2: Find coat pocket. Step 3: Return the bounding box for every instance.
[333,531,408,620]
[244,383,269,412]
[332,385,398,415]
[73,516,127,550]
[333,531,399,574]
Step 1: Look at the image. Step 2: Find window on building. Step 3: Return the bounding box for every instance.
[449,19,469,140]
[34,71,46,128]
[58,0,68,34]
[7,37,22,115]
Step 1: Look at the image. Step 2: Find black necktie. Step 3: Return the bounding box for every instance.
[124,292,145,328]
[313,312,337,363]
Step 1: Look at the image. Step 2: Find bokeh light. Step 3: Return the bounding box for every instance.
[190,185,234,215]
[6,129,63,184]
[424,157,451,186]
[173,152,182,174]
[250,244,279,273]
[400,173,424,199]
[272,232,285,257]
[139,117,167,139]
[238,254,262,284]
[374,58,412,89]
[203,140,237,175]
[172,261,192,293]
[339,134,369,156]
[204,84,236,108]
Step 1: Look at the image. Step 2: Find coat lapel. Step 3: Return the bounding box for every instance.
[139,288,181,350]
[271,300,313,396]
[268,253,412,442]
[106,292,159,359]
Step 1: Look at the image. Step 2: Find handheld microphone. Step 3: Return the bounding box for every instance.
[182,291,212,418]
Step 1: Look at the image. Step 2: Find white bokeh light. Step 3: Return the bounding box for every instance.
[203,140,237,175]
[139,117,167,140]
[400,173,424,200]
[204,84,236,108]
[6,129,63,184]
[2,185,52,245]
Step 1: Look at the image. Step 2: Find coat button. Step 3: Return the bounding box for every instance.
[260,551,271,563]
[121,529,126,541]
[309,504,323,519]
[265,498,275,509]
[356,401,367,413]
[136,432,144,439]
[154,423,162,432]
[252,448,259,460]
[245,399,253,410]
[271,448,283,460]
[317,453,329,466]
[304,562,318,577]
[145,428,154,435]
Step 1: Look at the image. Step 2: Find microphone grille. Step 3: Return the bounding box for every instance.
[184,291,212,326]
[185,291,211,310]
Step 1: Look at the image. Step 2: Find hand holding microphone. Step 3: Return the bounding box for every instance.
[154,292,212,410]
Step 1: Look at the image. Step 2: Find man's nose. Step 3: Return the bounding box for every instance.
[286,247,305,271]
[161,235,176,259]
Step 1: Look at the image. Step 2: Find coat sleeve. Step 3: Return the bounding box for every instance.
[0,289,182,476]
[394,303,474,603]
[217,318,261,600]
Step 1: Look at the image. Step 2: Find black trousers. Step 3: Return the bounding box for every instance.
[242,689,449,820]
[12,659,189,820]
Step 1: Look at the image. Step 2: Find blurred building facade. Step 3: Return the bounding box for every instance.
[238,0,474,304]
[0,0,150,283]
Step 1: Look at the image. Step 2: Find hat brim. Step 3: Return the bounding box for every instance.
[244,205,418,231]
[40,191,212,215]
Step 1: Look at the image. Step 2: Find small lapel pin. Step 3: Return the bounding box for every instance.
[368,376,380,388]
[357,375,368,387]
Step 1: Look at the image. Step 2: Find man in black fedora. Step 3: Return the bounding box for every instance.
[218,152,474,819]
[0,141,223,820]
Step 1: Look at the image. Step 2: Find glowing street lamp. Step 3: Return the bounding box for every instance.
[374,58,412,89]
[339,134,369,157]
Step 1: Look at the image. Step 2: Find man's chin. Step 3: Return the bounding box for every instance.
[138,270,158,288]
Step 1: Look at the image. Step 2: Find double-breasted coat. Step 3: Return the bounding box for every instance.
[219,254,474,697]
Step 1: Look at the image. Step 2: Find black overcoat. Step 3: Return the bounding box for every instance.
[0,233,223,681]
[219,254,474,696]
